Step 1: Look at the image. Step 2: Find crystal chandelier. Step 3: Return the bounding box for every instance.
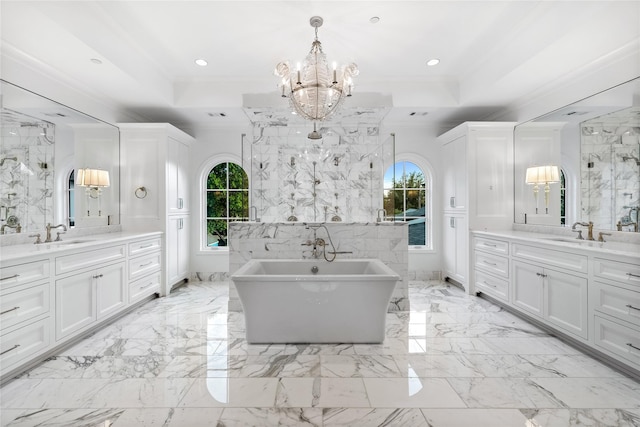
[275,16,358,138]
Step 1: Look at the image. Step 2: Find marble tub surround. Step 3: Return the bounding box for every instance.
[228,221,408,312]
[2,280,640,426]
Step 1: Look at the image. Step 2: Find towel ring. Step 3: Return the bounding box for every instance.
[135,186,147,199]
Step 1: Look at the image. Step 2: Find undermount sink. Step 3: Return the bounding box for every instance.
[51,239,96,245]
[543,237,586,244]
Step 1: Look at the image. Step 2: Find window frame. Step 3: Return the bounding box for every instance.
[199,155,249,252]
[383,154,434,252]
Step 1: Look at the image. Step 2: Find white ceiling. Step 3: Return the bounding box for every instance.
[1,1,639,131]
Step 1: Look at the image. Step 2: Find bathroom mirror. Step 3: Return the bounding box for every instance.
[0,80,120,236]
[514,77,640,231]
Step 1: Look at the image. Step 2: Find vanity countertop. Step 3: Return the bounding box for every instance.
[0,231,162,264]
[473,229,640,259]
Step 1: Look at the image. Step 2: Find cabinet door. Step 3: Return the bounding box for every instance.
[177,140,190,211]
[55,272,96,340]
[97,262,127,320]
[166,138,180,213]
[452,136,467,210]
[470,128,512,222]
[545,268,588,339]
[167,216,189,288]
[442,136,467,210]
[167,138,190,213]
[442,213,467,285]
[512,261,543,318]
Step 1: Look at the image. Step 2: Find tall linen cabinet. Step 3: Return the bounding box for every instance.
[119,124,194,296]
[438,122,515,292]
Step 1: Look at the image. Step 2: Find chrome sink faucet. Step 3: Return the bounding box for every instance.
[45,223,67,243]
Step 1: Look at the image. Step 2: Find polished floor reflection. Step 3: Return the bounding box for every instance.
[2,280,640,426]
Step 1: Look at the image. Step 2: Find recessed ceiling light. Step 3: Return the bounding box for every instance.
[90,58,102,65]
[426,58,440,67]
[195,59,208,67]
[369,16,380,24]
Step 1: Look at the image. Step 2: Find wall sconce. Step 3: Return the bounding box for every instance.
[526,165,559,214]
[77,168,110,216]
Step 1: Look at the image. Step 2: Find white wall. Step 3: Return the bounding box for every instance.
[189,125,249,274]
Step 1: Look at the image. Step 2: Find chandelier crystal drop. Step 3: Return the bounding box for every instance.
[275,16,358,124]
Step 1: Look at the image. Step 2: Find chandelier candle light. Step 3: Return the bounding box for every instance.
[275,16,358,139]
[525,165,560,214]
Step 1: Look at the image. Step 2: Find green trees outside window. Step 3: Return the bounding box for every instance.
[206,162,248,247]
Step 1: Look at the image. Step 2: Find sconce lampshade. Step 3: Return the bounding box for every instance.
[525,165,559,184]
[77,168,110,188]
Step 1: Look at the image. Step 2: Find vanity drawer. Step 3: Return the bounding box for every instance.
[474,252,509,278]
[0,259,50,291]
[511,243,588,273]
[474,236,509,256]
[592,281,640,327]
[0,318,51,372]
[0,283,50,331]
[129,252,162,281]
[474,269,508,302]
[594,315,640,367]
[56,245,126,275]
[129,237,162,257]
[593,258,640,287]
[129,272,161,303]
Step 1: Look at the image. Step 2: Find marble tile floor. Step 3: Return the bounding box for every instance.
[1,280,640,426]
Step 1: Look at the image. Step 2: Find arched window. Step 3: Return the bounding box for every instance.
[205,162,249,248]
[383,160,430,248]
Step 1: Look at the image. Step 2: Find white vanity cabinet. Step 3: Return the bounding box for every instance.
[0,232,163,382]
[128,237,162,304]
[471,230,640,377]
[591,256,640,370]
[119,123,195,295]
[439,122,515,292]
[473,235,510,302]
[0,259,52,373]
[55,245,127,340]
[511,243,588,340]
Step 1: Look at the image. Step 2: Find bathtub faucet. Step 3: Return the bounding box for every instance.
[376,209,387,222]
[303,223,338,262]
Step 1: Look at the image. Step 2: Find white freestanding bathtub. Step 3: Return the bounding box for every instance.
[231,259,400,344]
